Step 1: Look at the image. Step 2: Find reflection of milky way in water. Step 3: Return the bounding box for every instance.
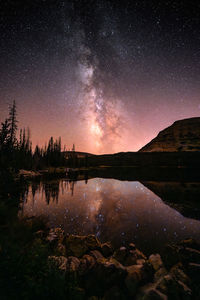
[20,179,200,254]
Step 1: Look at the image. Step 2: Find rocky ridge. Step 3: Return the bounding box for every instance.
[139,117,200,152]
[36,228,200,299]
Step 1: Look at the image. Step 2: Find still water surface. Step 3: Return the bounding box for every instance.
[21,178,200,254]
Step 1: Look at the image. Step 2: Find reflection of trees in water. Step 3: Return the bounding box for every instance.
[31,181,40,202]
[22,177,89,205]
[20,180,29,205]
[43,182,60,204]
[21,180,60,205]
[61,180,76,197]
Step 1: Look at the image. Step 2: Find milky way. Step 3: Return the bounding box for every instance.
[76,29,127,152]
[0,1,200,153]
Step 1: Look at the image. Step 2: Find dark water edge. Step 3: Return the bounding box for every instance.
[76,165,200,181]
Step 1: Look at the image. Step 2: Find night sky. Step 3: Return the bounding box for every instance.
[0,0,200,154]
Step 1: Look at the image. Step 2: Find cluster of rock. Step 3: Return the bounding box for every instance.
[19,169,41,178]
[37,228,200,299]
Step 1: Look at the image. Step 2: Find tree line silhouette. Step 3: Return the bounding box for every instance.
[0,101,66,170]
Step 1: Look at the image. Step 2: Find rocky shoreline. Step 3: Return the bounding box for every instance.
[35,227,200,299]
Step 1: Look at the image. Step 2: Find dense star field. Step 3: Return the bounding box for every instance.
[0,0,200,153]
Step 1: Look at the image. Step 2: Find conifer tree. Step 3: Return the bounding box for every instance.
[8,100,18,148]
[0,118,10,150]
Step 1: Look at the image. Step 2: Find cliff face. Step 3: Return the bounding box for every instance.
[139,117,200,152]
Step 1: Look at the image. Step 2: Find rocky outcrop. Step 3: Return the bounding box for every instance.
[19,169,41,178]
[39,228,200,299]
[139,117,200,152]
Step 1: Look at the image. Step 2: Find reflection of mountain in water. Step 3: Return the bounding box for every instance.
[142,181,200,220]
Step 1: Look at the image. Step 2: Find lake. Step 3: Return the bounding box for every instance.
[20,177,200,255]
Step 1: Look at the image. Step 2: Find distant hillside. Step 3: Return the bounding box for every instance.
[63,151,95,158]
[139,117,200,152]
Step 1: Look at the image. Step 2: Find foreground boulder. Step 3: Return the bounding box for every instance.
[79,255,96,275]
[65,234,101,258]
[149,254,167,281]
[125,264,149,296]
[48,255,68,273]
[101,242,114,257]
[136,284,168,300]
[113,244,146,266]
[164,239,200,268]
[44,230,200,299]
[46,228,64,245]
[83,257,127,295]
[66,256,80,273]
